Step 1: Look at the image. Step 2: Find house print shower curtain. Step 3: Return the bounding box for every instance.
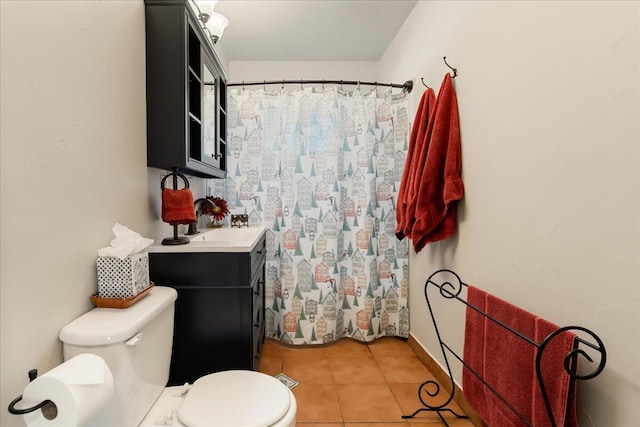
[209,86,410,345]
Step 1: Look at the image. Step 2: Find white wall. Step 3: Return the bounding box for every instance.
[378,1,639,425]
[0,2,208,426]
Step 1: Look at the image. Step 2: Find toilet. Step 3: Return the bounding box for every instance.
[59,286,296,427]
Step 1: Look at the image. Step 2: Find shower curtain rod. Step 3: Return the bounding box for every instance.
[228,79,414,94]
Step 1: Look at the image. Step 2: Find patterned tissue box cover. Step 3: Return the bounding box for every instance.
[96,252,150,298]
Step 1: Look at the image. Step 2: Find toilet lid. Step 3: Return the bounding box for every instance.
[178,370,291,427]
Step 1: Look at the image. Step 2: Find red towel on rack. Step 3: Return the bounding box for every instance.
[483,294,536,426]
[412,73,464,252]
[463,288,580,427]
[161,188,197,225]
[462,286,487,413]
[532,318,578,427]
[396,88,436,240]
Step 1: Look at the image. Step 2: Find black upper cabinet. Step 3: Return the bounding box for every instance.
[145,0,227,179]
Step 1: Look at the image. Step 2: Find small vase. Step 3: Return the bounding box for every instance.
[206,217,223,228]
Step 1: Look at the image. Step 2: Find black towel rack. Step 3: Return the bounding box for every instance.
[403,269,606,426]
[160,168,191,246]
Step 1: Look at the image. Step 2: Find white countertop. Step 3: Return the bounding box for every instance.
[148,226,265,253]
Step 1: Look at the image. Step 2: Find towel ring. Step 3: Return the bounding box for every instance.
[160,171,190,190]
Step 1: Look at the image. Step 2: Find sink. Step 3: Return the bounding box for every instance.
[148,227,265,253]
[190,227,261,242]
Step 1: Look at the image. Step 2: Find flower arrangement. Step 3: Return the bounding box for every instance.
[200,196,230,222]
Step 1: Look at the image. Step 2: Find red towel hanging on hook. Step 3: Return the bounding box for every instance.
[396,87,436,240]
[412,73,464,252]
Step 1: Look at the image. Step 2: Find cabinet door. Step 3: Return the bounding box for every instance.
[202,56,222,170]
[186,22,205,169]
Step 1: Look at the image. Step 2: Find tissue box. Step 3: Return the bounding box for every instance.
[96,252,150,298]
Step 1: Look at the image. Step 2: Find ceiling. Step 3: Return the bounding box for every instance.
[212,0,418,62]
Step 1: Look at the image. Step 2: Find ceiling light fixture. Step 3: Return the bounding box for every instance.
[191,0,229,45]
[204,12,229,44]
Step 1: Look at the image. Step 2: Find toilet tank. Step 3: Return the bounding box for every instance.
[60,286,177,427]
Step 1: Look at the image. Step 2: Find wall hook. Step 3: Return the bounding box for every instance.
[443,56,458,78]
[420,77,430,89]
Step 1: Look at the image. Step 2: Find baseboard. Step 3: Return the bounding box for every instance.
[407,333,487,427]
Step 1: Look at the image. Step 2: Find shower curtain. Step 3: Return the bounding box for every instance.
[209,85,410,345]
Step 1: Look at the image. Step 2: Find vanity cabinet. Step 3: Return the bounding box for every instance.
[145,0,228,179]
[148,235,266,386]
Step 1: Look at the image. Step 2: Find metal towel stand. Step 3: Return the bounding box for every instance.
[402,269,607,426]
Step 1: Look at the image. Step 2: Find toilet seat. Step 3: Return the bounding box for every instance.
[139,370,296,427]
[179,371,292,427]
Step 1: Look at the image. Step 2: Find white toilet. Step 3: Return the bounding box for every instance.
[59,286,296,427]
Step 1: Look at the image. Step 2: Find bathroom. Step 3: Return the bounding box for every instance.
[1,0,638,426]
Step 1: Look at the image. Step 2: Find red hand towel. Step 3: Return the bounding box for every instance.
[161,187,197,225]
[533,318,578,427]
[412,73,464,252]
[396,88,436,240]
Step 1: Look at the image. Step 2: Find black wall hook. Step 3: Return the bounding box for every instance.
[443,56,458,78]
[421,77,430,89]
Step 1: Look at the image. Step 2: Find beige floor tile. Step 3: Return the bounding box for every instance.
[257,355,282,377]
[329,356,386,384]
[282,355,334,384]
[345,423,409,427]
[262,337,473,425]
[327,339,373,357]
[368,337,416,358]
[335,383,405,422]
[282,345,330,359]
[292,384,343,423]
[297,424,344,427]
[262,339,286,356]
[376,355,434,383]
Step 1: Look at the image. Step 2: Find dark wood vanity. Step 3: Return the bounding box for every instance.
[148,234,266,386]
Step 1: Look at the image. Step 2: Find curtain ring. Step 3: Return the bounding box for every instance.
[263,80,266,91]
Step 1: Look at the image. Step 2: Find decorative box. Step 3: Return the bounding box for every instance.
[96,252,150,298]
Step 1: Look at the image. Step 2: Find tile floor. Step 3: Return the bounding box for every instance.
[258,337,475,427]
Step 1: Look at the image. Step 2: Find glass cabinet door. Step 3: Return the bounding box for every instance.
[202,59,219,166]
